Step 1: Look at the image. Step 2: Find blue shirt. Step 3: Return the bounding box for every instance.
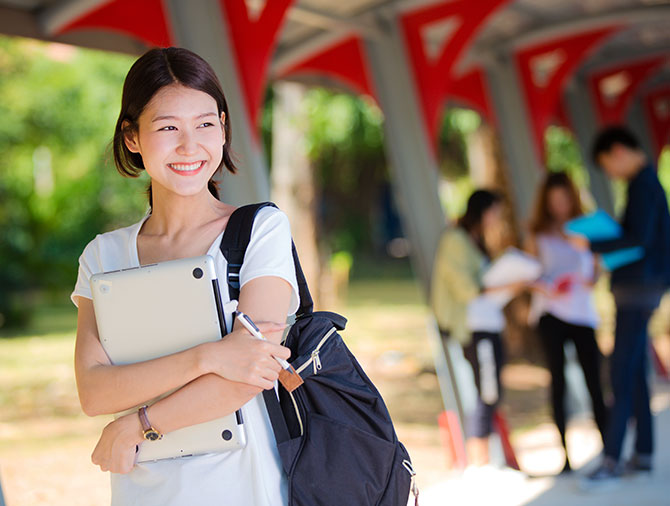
[590,164,670,290]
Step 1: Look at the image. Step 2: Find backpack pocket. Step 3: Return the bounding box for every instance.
[290,413,396,506]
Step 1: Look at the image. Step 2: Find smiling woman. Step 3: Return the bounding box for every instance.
[112,47,237,208]
[71,47,299,506]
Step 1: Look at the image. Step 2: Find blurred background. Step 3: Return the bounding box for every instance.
[1,1,670,504]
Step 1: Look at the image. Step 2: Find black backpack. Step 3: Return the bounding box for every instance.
[220,202,418,506]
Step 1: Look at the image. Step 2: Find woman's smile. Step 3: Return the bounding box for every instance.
[167,160,206,176]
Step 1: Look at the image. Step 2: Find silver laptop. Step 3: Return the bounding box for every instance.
[90,255,247,462]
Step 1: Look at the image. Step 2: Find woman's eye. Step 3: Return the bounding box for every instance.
[158,125,176,131]
[199,122,214,128]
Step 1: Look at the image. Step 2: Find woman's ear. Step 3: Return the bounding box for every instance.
[220,111,226,146]
[122,120,140,153]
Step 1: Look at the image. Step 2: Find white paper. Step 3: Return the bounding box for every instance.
[482,247,542,288]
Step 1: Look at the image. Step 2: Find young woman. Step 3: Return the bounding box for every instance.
[71,47,299,505]
[431,189,517,466]
[526,172,607,474]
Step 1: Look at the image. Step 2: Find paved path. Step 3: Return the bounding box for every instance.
[418,380,670,506]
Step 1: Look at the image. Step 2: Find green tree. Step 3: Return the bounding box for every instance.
[0,37,145,328]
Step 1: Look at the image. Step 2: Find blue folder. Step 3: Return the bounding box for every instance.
[600,247,645,271]
[564,209,621,241]
[564,210,645,271]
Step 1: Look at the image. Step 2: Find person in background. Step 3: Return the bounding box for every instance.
[583,126,670,488]
[526,172,607,475]
[431,189,520,467]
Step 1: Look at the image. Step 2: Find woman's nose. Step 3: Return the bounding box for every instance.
[176,130,197,155]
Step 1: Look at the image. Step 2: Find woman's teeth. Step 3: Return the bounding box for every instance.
[169,161,203,172]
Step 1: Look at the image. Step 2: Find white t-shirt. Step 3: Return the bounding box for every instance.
[530,234,599,328]
[71,206,299,506]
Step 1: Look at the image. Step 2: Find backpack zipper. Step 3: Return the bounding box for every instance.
[295,327,336,375]
[287,389,304,436]
[284,327,336,438]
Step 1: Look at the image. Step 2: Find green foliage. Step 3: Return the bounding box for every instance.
[300,88,387,255]
[438,108,480,180]
[0,36,146,328]
[544,125,589,189]
[657,146,670,207]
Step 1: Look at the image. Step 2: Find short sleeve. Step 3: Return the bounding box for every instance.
[70,237,101,307]
[238,207,300,315]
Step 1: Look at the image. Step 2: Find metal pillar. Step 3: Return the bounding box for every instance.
[485,56,543,222]
[165,0,270,206]
[363,18,445,295]
[628,97,657,162]
[564,80,615,215]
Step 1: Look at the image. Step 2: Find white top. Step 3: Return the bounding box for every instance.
[466,294,505,333]
[530,234,599,328]
[71,206,299,506]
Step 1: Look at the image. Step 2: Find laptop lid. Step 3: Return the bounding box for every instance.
[90,255,246,462]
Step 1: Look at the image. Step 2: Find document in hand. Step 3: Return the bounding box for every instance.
[564,209,644,271]
[482,248,542,288]
[564,209,622,241]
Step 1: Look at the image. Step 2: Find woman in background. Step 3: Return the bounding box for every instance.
[431,189,513,467]
[526,172,607,474]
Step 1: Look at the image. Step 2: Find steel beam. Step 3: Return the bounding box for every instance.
[363,15,445,295]
[485,55,542,223]
[628,97,657,162]
[564,79,615,215]
[165,0,270,205]
[460,5,670,74]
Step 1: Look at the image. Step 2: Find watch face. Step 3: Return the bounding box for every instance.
[144,429,161,441]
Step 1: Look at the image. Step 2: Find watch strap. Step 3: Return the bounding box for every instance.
[138,405,152,432]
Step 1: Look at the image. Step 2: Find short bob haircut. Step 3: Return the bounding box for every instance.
[529,171,582,235]
[591,125,640,165]
[112,47,237,202]
[459,189,503,255]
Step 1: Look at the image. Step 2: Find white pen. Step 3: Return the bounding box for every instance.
[235,311,292,370]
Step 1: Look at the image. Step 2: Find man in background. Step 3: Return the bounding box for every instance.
[584,126,670,488]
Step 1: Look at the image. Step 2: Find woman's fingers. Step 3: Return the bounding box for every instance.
[263,341,291,361]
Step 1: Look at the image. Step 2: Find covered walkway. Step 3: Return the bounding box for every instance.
[420,380,670,505]
[1,1,670,503]
[2,0,670,291]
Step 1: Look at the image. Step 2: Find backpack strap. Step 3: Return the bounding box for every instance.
[219,202,310,447]
[220,202,313,317]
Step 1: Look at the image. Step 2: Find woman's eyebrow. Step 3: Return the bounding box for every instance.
[151,112,218,122]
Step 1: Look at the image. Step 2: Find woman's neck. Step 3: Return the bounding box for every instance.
[544,220,566,236]
[144,184,228,236]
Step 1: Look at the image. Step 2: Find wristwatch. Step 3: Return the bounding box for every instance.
[138,405,163,441]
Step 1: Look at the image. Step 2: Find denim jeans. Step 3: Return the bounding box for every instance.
[604,296,659,461]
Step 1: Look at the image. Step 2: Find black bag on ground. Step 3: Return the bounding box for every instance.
[220,202,418,506]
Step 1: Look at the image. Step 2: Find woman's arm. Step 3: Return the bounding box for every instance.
[75,288,288,416]
[144,275,293,432]
[91,275,293,473]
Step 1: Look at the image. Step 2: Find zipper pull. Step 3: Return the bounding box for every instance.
[311,349,322,375]
[402,460,419,505]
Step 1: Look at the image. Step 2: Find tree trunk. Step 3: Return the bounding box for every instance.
[271,81,322,307]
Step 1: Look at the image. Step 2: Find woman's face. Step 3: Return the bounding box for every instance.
[481,203,503,232]
[546,186,574,224]
[124,84,225,199]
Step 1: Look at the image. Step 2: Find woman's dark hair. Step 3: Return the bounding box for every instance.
[112,47,237,205]
[529,171,582,234]
[459,189,502,254]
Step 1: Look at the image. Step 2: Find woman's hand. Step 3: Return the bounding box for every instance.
[91,412,144,474]
[200,322,290,390]
[566,233,590,251]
